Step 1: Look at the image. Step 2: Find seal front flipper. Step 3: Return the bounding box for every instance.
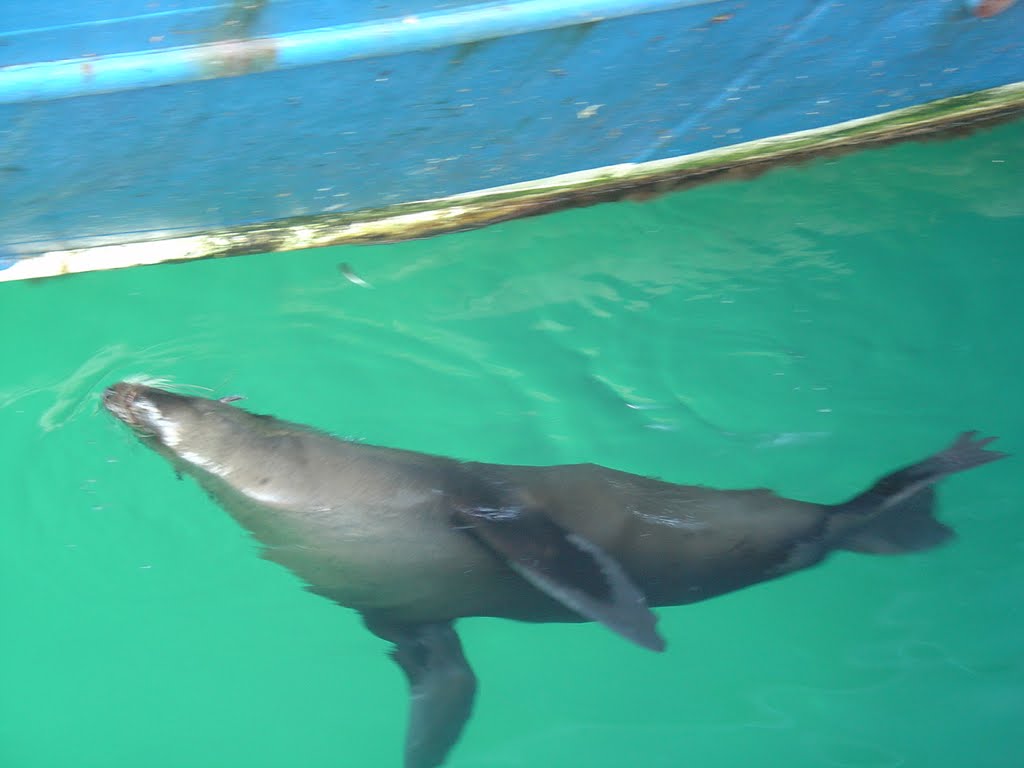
[364,617,477,768]
[452,490,665,652]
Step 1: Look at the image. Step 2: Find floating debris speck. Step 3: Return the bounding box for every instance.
[339,263,373,288]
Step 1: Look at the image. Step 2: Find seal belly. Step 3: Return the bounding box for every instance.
[198,467,517,620]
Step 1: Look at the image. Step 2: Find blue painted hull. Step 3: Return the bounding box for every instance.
[1,1,1021,272]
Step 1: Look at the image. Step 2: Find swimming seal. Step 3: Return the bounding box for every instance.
[103,382,1008,768]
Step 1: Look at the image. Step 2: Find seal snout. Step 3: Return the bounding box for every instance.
[103,382,199,450]
[103,382,140,424]
[102,381,163,433]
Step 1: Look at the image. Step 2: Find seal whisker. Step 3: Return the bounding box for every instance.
[122,374,213,396]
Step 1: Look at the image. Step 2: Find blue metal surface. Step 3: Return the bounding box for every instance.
[0,1,715,103]
[0,1,1022,259]
[0,2,483,68]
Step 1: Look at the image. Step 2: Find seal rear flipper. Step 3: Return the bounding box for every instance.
[840,487,954,554]
[453,502,665,652]
[832,431,1008,553]
[364,617,477,768]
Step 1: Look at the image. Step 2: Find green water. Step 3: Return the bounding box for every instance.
[2,120,1022,768]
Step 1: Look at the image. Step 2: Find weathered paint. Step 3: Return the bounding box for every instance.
[0,1,717,102]
[1,1,1022,279]
[2,81,1020,283]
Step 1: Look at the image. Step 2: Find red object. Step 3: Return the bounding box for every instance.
[971,0,1017,18]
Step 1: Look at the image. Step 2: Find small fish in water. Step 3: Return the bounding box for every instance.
[218,395,246,404]
[339,262,373,288]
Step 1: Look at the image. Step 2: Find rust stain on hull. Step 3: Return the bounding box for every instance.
[971,0,1017,18]
[196,38,278,78]
[196,0,276,78]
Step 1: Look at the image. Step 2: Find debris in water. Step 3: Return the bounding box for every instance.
[339,262,373,288]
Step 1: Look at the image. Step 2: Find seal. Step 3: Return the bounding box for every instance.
[103,381,1008,768]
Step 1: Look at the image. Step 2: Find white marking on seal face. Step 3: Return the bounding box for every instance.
[134,399,181,447]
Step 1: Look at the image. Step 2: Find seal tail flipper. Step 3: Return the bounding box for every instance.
[364,618,477,768]
[832,431,1009,554]
[839,486,953,554]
